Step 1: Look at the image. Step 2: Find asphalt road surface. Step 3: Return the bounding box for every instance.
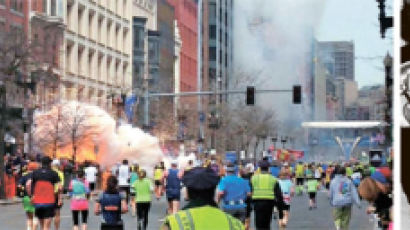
[0,190,376,230]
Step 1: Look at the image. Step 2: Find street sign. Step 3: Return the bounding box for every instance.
[225,152,237,163]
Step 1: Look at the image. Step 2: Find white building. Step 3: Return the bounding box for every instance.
[60,0,133,113]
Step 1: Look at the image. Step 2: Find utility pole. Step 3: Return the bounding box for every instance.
[0,83,6,199]
[197,0,203,140]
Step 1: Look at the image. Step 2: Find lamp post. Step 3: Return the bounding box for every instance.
[384,53,392,145]
[281,136,288,148]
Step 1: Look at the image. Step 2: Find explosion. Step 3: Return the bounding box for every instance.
[33,102,164,171]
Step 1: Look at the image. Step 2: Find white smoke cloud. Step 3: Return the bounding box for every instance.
[33,102,164,172]
[234,0,326,132]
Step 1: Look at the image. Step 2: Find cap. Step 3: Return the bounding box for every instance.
[371,171,387,184]
[182,167,219,190]
[52,159,60,166]
[258,160,270,168]
[171,159,178,166]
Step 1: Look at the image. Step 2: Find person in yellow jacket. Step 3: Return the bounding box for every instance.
[251,159,285,230]
[154,163,165,200]
[161,167,244,230]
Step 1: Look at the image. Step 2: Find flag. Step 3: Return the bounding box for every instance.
[124,95,137,123]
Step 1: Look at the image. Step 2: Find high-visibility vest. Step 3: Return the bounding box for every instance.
[251,173,276,200]
[154,168,163,180]
[164,206,244,230]
[295,165,304,178]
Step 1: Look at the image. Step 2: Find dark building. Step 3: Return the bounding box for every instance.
[317,41,355,81]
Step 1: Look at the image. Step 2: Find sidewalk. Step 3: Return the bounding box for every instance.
[0,197,22,205]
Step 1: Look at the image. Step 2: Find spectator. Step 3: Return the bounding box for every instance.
[329,166,361,230]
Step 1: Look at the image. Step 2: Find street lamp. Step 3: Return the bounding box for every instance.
[281,136,288,148]
[384,52,393,145]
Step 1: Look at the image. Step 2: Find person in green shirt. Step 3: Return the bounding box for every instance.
[306,175,320,210]
[132,169,153,230]
[130,165,139,217]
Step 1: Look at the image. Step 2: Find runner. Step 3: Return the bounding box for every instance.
[306,173,320,210]
[132,169,153,230]
[154,163,164,200]
[29,156,62,230]
[217,163,251,225]
[69,170,90,230]
[325,164,334,190]
[117,160,130,204]
[95,176,128,229]
[278,171,294,230]
[329,166,361,230]
[295,162,305,195]
[18,162,39,230]
[164,160,182,215]
[129,164,139,216]
[84,162,98,196]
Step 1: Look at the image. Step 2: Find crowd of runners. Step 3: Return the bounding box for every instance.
[12,153,393,230]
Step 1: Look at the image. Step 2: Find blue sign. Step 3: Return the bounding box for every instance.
[225,152,237,164]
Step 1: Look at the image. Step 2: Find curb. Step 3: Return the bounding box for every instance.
[0,198,22,205]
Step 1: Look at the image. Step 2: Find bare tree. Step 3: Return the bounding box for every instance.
[33,104,65,158]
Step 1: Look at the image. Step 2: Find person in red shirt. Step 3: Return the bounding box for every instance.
[28,156,62,230]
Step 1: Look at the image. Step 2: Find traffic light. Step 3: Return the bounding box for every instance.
[293,85,301,104]
[246,86,255,105]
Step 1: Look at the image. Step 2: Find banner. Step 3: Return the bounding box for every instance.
[276,149,304,162]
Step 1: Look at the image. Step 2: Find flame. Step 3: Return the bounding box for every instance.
[33,101,164,171]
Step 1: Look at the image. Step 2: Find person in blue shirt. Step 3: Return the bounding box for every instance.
[270,161,281,178]
[217,163,251,224]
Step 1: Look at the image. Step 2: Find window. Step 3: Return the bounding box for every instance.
[209,47,216,61]
[133,26,145,50]
[51,0,57,16]
[11,0,23,12]
[43,0,48,13]
[209,3,216,20]
[0,0,5,6]
[209,25,216,39]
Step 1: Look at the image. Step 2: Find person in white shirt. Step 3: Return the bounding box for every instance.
[118,159,130,204]
[84,163,98,193]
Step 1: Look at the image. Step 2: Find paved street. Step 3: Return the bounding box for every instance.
[402,191,410,230]
[0,190,375,230]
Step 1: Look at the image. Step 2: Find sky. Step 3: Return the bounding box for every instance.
[316,0,393,88]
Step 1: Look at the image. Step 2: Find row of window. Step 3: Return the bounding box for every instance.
[66,44,129,85]
[67,5,130,55]
[0,0,23,12]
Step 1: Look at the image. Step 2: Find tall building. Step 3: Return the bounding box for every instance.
[334,77,358,119]
[317,41,355,80]
[204,0,234,103]
[166,0,198,140]
[200,0,234,147]
[36,0,134,117]
[150,0,175,137]
[132,0,157,127]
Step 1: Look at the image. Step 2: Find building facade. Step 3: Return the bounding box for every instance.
[166,0,198,140]
[206,0,234,103]
[317,41,355,81]
[57,0,133,118]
